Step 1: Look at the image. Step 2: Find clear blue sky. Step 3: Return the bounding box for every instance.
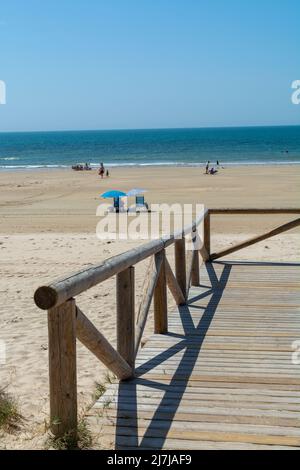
[0,0,299,131]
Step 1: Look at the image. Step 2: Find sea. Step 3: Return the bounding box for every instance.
[0,126,299,170]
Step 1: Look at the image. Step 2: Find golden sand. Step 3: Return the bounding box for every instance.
[0,165,299,448]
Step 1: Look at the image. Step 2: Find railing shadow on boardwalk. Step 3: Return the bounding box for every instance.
[115,261,232,449]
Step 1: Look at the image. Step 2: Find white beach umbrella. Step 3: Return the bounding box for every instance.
[126,188,147,196]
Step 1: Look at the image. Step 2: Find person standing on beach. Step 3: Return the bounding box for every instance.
[99,162,105,179]
[205,161,210,174]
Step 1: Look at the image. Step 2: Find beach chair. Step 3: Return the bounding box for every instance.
[135,195,149,212]
[113,197,120,213]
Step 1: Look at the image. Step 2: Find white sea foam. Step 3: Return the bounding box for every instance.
[1,160,300,171]
[0,157,20,161]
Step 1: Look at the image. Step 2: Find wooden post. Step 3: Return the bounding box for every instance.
[191,250,200,286]
[175,238,186,300]
[47,298,77,438]
[116,266,135,371]
[204,211,211,260]
[154,249,168,334]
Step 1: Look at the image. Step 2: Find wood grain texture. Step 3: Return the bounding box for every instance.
[48,299,77,438]
[117,266,135,370]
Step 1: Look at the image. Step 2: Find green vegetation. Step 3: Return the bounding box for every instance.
[0,387,22,432]
[93,381,106,401]
[46,419,92,450]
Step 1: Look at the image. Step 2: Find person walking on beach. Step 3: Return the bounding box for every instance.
[98,162,105,179]
[205,161,210,174]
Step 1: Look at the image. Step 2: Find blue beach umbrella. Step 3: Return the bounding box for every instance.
[101,190,126,199]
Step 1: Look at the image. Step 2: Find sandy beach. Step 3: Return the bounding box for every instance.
[0,165,299,449]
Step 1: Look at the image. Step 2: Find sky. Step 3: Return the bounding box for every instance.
[0,0,300,132]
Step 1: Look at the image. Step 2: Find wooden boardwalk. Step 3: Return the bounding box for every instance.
[88,261,300,450]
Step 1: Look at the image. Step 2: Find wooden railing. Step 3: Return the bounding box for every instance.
[34,210,206,438]
[33,207,300,439]
[207,208,300,260]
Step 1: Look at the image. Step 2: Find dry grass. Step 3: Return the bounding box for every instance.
[0,387,23,433]
[45,419,92,450]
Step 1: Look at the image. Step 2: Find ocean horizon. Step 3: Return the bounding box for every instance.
[0,125,300,170]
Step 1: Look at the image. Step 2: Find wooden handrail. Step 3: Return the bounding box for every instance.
[34,211,206,311]
[34,239,164,310]
[209,208,300,214]
[34,209,205,439]
[210,217,300,260]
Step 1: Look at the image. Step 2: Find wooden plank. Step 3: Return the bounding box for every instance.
[140,372,300,385]
[104,377,300,391]
[48,298,77,438]
[102,425,300,446]
[97,408,300,429]
[99,399,300,413]
[100,390,300,405]
[114,437,298,450]
[99,383,300,398]
[101,417,300,438]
